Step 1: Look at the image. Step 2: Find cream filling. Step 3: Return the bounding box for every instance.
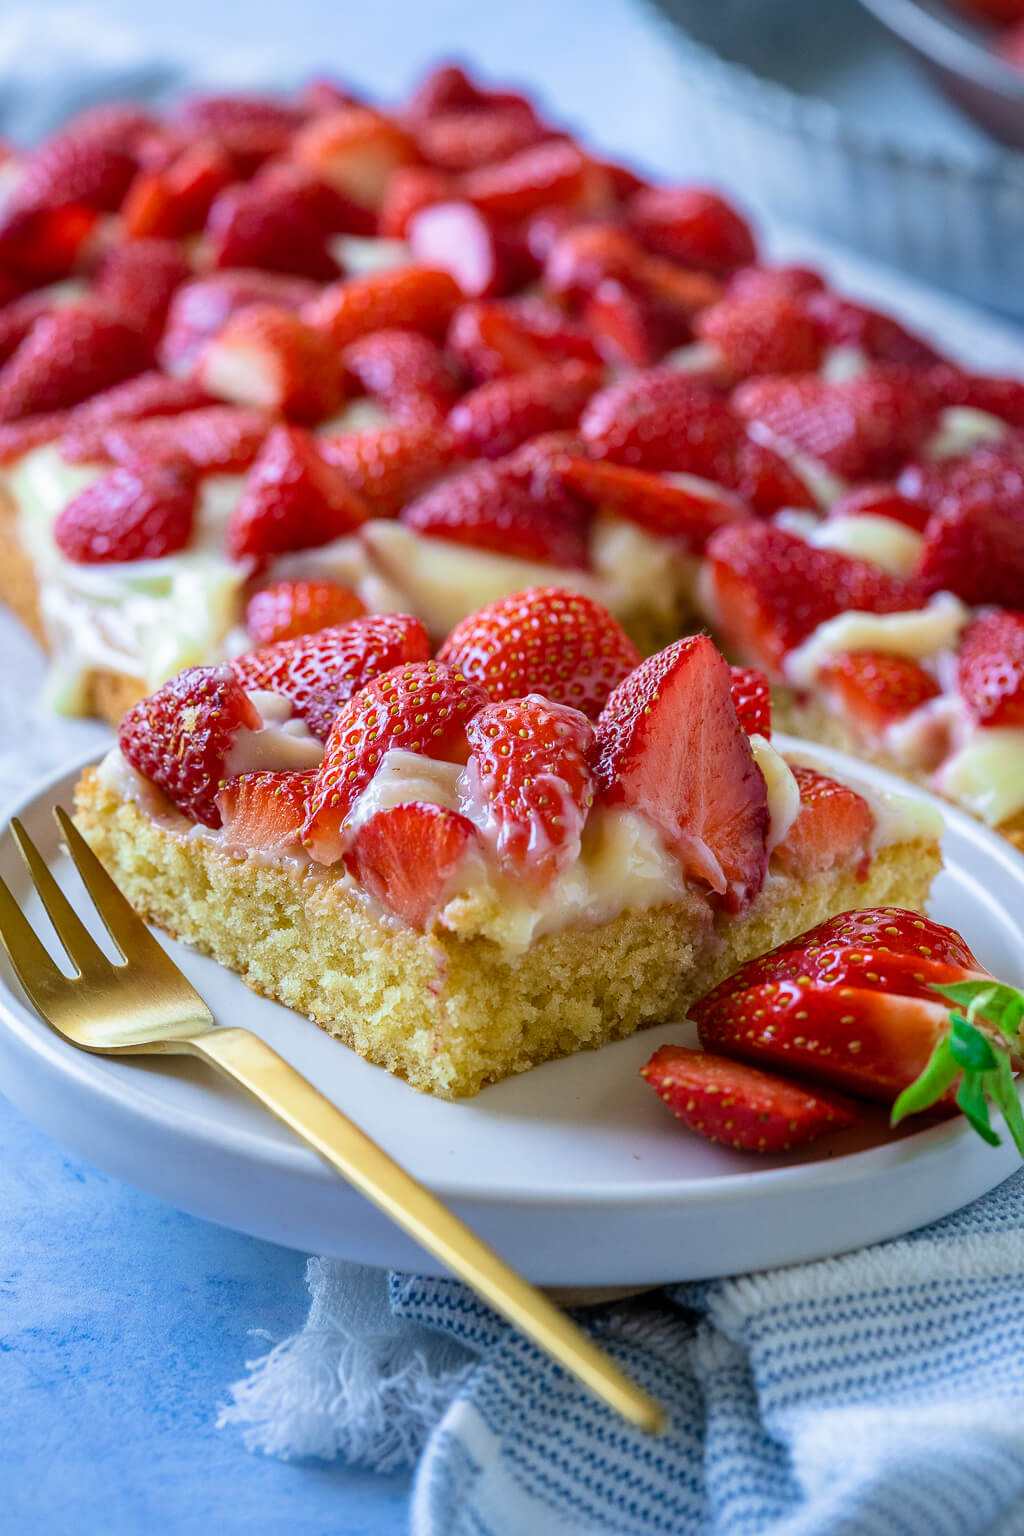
[329,235,413,275]
[807,514,924,577]
[783,592,970,690]
[223,693,324,775]
[923,406,1007,462]
[933,729,1024,828]
[750,734,801,853]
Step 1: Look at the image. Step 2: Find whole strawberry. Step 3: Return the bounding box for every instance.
[227,425,369,563]
[0,305,152,423]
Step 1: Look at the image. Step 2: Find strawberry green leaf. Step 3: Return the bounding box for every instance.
[891,1035,959,1126]
[955,1072,1001,1147]
[933,980,1024,1044]
[991,1053,1024,1158]
[949,1017,998,1073]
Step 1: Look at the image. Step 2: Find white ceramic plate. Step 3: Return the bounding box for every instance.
[1,740,1022,1285]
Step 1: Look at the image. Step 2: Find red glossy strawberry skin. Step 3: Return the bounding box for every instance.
[0,203,98,284]
[626,187,756,275]
[97,406,269,474]
[378,166,453,238]
[57,372,214,461]
[733,438,817,516]
[245,580,365,646]
[343,802,478,930]
[447,361,603,461]
[579,370,742,483]
[93,238,190,345]
[320,422,455,517]
[439,587,641,719]
[302,660,489,863]
[8,132,137,217]
[407,200,527,299]
[729,667,771,738]
[558,456,748,549]
[725,265,825,303]
[227,424,369,563]
[641,1045,860,1152]
[118,664,262,827]
[215,769,317,853]
[459,139,594,222]
[231,612,431,743]
[343,327,462,423]
[695,294,822,381]
[829,482,930,533]
[0,293,56,369]
[401,457,591,568]
[205,180,340,282]
[594,634,769,910]
[53,464,196,564]
[198,304,344,424]
[957,610,1024,728]
[803,292,943,369]
[291,105,419,210]
[926,365,1024,429]
[121,139,235,240]
[772,767,874,879]
[159,271,319,375]
[819,652,941,734]
[0,306,152,423]
[916,495,1024,610]
[303,265,461,350]
[447,296,600,382]
[414,105,546,172]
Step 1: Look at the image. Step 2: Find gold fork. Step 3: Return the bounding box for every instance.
[0,807,666,1436]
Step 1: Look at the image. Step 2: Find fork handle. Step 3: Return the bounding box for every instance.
[189,1026,665,1435]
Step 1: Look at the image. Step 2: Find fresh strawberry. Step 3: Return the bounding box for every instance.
[916,494,1024,609]
[641,1045,860,1152]
[343,802,478,930]
[438,586,641,718]
[245,579,365,645]
[0,292,56,368]
[93,238,191,345]
[0,412,73,464]
[447,296,600,382]
[558,456,748,548]
[303,265,461,350]
[625,186,756,274]
[543,224,645,298]
[898,435,1024,513]
[926,365,1024,429]
[377,165,452,239]
[0,203,98,283]
[729,666,771,737]
[205,180,341,281]
[7,133,137,217]
[59,101,158,152]
[464,696,595,887]
[692,906,990,1106]
[98,406,269,474]
[171,93,308,168]
[819,651,941,733]
[593,634,769,909]
[342,328,461,424]
[118,664,263,827]
[829,482,930,533]
[197,304,343,424]
[403,63,485,119]
[57,372,214,461]
[227,424,369,563]
[415,105,546,172]
[447,360,603,460]
[53,463,195,564]
[248,161,373,237]
[301,79,364,114]
[159,270,319,375]
[0,306,152,423]
[292,106,420,209]
[302,659,488,861]
[725,265,825,302]
[581,279,678,369]
[732,438,817,516]
[771,767,874,878]
[401,457,591,567]
[733,369,940,481]
[121,139,235,239]
[580,369,742,482]
[459,139,596,222]
[803,291,944,369]
[230,612,430,742]
[694,293,822,380]
[407,200,532,298]
[956,610,1024,728]
[215,769,316,853]
[320,421,456,516]
[704,523,926,673]
[635,256,725,324]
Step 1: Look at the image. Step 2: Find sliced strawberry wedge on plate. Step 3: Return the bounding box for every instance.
[344,802,478,931]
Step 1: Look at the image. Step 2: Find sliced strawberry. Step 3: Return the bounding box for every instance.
[705,522,927,673]
[898,435,1024,514]
[594,634,769,910]
[956,610,1024,728]
[0,203,98,283]
[558,456,748,549]
[772,767,874,878]
[58,372,214,461]
[414,105,546,172]
[118,664,262,827]
[725,265,825,302]
[446,296,600,382]
[916,494,1024,610]
[729,666,771,738]
[302,659,489,861]
[59,101,158,152]
[301,79,364,114]
[581,279,678,369]
[635,256,725,325]
[438,586,641,719]
[7,133,137,217]
[464,696,595,888]
[579,369,742,483]
[231,612,430,742]
[0,306,152,423]
[93,238,190,345]
[694,293,822,381]
[342,328,461,424]
[98,406,269,474]
[249,160,373,238]
[171,93,308,168]
[304,265,461,350]
[197,304,343,424]
[407,200,530,298]
[320,421,455,516]
[447,361,603,460]
[459,139,595,222]
[204,182,340,282]
[625,186,756,275]
[377,165,452,238]
[819,651,941,733]
[245,579,365,646]
[343,802,478,930]
[292,106,420,209]
[0,292,61,368]
[926,365,1024,429]
[228,424,369,563]
[542,223,644,299]
[804,291,943,369]
[121,139,235,239]
[403,63,485,119]
[401,457,590,567]
[0,412,73,464]
[53,464,195,564]
[216,769,317,853]
[829,482,930,533]
[159,270,319,375]
[641,1045,860,1152]
[732,438,817,516]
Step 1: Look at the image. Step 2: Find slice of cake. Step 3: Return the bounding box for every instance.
[73,590,942,1098]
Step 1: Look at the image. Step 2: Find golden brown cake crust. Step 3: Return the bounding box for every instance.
[74,765,942,1099]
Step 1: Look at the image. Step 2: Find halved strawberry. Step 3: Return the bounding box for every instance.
[378,165,452,238]
[771,767,874,878]
[302,659,488,862]
[232,611,430,744]
[93,238,190,345]
[118,664,262,827]
[292,106,420,209]
[447,361,603,460]
[57,372,214,461]
[171,93,308,168]
[407,201,529,298]
[53,464,196,564]
[818,651,941,734]
[342,328,461,424]
[304,265,461,350]
[7,132,137,217]
[95,406,268,474]
[403,63,485,119]
[227,424,369,563]
[692,906,991,1105]
[558,456,748,549]
[543,223,646,299]
[579,370,742,482]
[401,457,591,567]
[803,291,943,369]
[121,139,235,239]
[446,296,600,382]
[160,270,319,375]
[594,634,769,910]
[215,769,316,853]
[414,105,546,172]
[319,421,456,516]
[464,696,595,888]
[0,203,98,284]
[641,1045,860,1152]
[438,586,641,719]
[732,438,817,516]
[704,523,927,673]
[926,365,1024,429]
[694,293,822,381]
[459,139,596,222]
[916,493,1024,610]
[829,482,930,533]
[0,306,152,423]
[725,265,824,302]
[205,179,341,282]
[956,610,1024,728]
[581,279,679,369]
[625,186,756,274]
[0,292,57,368]
[729,666,771,738]
[249,161,372,237]
[0,413,73,464]
[245,579,365,645]
[197,304,343,424]
[343,802,478,930]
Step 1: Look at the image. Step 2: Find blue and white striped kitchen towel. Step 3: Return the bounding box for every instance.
[221,1168,1024,1536]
